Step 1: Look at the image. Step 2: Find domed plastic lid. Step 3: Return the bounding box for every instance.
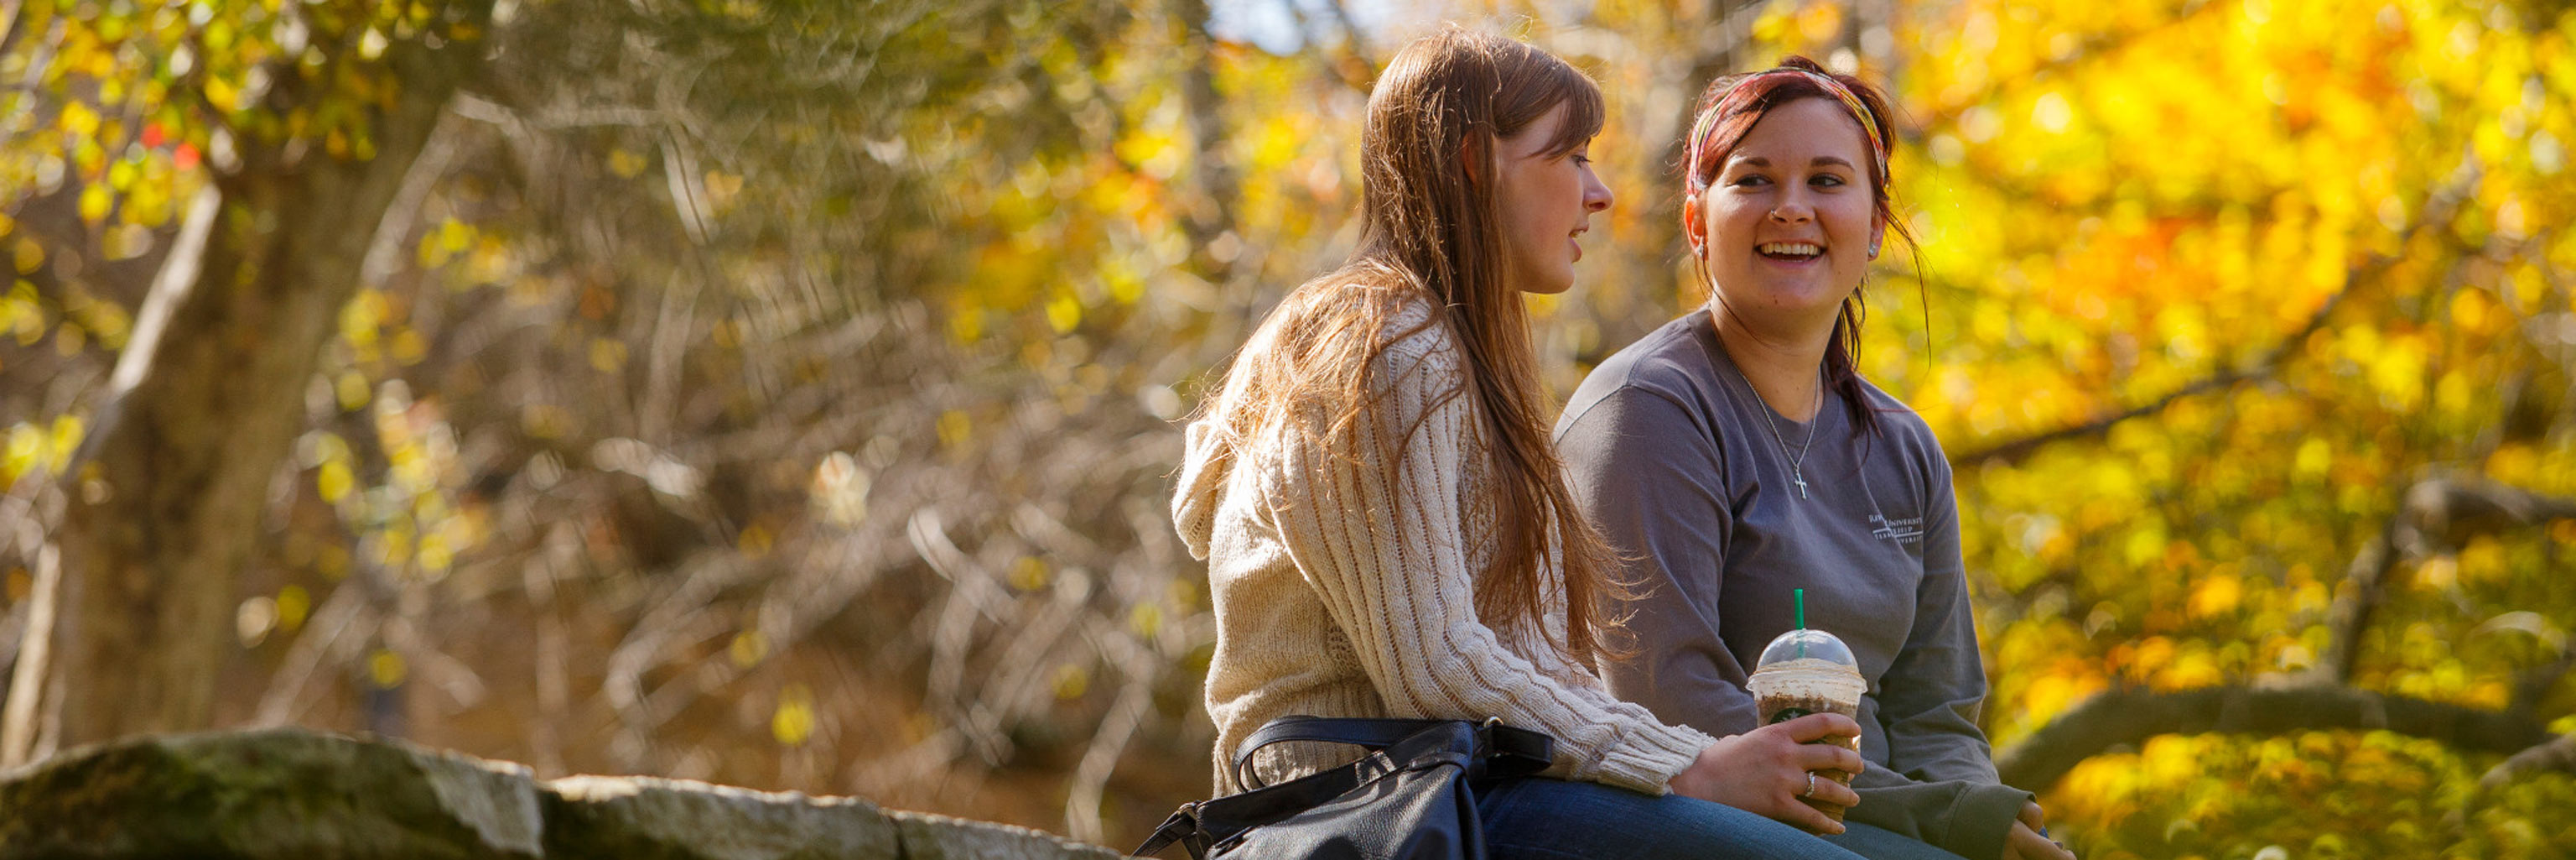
[1755,628,1857,670]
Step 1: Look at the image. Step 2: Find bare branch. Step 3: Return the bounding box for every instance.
[1064,675,1152,843]
[250,581,375,727]
[2480,732,2576,790]
[2315,514,2403,685]
[2319,476,2576,683]
[1993,682,2552,790]
[0,526,59,767]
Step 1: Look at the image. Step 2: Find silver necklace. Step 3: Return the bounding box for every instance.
[1727,357,1822,500]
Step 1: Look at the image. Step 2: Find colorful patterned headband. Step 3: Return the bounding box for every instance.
[1685,68,1888,197]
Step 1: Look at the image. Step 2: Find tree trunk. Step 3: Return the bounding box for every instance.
[23,5,494,755]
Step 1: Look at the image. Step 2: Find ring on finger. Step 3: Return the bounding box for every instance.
[1800,772,1817,798]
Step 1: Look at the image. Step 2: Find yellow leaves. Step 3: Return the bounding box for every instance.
[2447,286,2498,336]
[587,338,627,373]
[947,307,984,344]
[2432,369,2474,415]
[2364,338,2426,409]
[77,185,112,222]
[2334,324,2428,409]
[771,684,815,747]
[335,370,371,411]
[317,460,355,503]
[608,149,649,178]
[1008,555,1049,592]
[58,102,100,139]
[1,415,86,485]
[390,329,428,365]
[415,529,454,573]
[1748,0,1803,45]
[106,158,138,192]
[388,440,433,495]
[205,76,240,112]
[521,403,573,440]
[1103,259,1144,305]
[731,630,770,667]
[2454,537,2506,585]
[1128,601,1163,638]
[51,321,84,356]
[102,223,153,260]
[2187,573,2241,618]
[368,649,408,688]
[1,425,44,484]
[2293,437,2331,479]
[1051,663,1090,701]
[276,585,310,633]
[2142,733,2204,786]
[418,218,475,268]
[702,169,743,213]
[936,409,970,449]
[2140,638,2226,689]
[340,289,388,350]
[1045,291,1081,334]
[1791,1,1845,47]
[1245,115,1301,174]
[4,279,45,344]
[1115,128,1183,182]
[2122,524,2166,569]
[2016,670,2105,729]
[736,522,772,559]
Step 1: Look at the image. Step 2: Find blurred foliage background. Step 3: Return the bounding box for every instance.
[2,0,2574,857]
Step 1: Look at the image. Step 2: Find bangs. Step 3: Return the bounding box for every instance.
[1686,73,1837,188]
[1535,64,1604,157]
[1489,39,1604,158]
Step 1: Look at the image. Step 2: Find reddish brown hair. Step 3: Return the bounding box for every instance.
[1682,55,1914,439]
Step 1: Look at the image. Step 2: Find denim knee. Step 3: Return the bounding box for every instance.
[1476,777,1869,860]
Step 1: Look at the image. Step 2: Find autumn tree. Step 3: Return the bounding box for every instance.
[0,0,497,762]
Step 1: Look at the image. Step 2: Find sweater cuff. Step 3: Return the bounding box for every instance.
[1937,781,2034,860]
[1584,721,1714,796]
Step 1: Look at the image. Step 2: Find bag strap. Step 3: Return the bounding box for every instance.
[1135,717,1557,856]
[1233,716,1553,790]
[1131,802,1208,858]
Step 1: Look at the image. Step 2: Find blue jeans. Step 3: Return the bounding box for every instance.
[1823,824,1971,860]
[1475,777,1870,860]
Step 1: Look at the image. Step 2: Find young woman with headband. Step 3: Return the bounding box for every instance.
[1555,57,2075,860]
[1176,31,1874,859]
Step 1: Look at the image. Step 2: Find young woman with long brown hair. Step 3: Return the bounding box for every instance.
[1172,29,1872,859]
[1555,58,2075,860]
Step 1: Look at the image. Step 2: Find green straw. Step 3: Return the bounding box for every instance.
[1795,588,1807,658]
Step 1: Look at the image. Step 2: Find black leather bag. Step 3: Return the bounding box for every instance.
[1132,716,1554,860]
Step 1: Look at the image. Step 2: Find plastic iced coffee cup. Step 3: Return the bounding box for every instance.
[1748,628,1867,823]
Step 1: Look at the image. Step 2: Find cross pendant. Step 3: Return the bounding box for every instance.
[1791,471,1810,500]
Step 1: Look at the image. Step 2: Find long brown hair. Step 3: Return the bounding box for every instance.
[1681,55,1915,440]
[1197,27,1628,662]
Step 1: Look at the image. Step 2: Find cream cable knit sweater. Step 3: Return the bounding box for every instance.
[1173,299,1714,796]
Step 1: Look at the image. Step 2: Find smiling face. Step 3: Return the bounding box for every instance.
[1690,96,1884,326]
[1493,104,1613,295]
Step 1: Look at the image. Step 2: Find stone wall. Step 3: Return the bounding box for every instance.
[0,728,1122,859]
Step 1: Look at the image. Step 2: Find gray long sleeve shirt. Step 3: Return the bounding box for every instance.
[1555,307,2030,860]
